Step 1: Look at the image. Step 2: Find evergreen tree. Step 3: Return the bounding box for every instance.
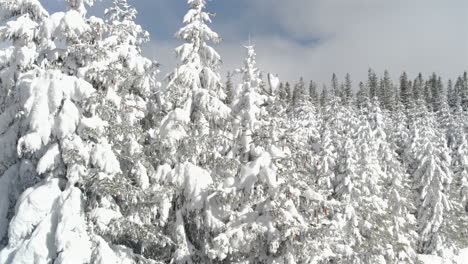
[292,77,307,105]
[343,73,353,105]
[224,71,234,105]
[408,107,452,254]
[309,80,319,105]
[156,0,232,262]
[422,80,433,110]
[368,68,379,99]
[0,0,139,262]
[400,71,413,109]
[285,81,293,103]
[356,81,369,109]
[428,73,444,112]
[320,85,329,107]
[331,73,340,98]
[413,73,424,103]
[380,70,395,110]
[232,44,264,162]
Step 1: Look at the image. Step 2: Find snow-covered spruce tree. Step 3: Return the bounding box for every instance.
[152,0,233,262]
[400,71,413,109]
[408,106,453,255]
[67,0,173,261]
[365,100,417,262]
[442,106,468,252]
[0,0,50,249]
[379,70,395,111]
[0,1,126,262]
[355,81,369,109]
[308,80,319,106]
[224,71,234,105]
[292,77,307,105]
[1,0,164,262]
[368,68,379,99]
[342,73,353,105]
[328,103,399,263]
[158,0,231,168]
[206,45,313,263]
[231,44,265,163]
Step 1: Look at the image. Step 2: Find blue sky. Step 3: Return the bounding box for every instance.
[39,0,468,85]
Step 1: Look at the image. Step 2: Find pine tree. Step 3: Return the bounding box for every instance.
[156,0,232,262]
[331,73,340,98]
[232,44,264,162]
[380,70,395,110]
[76,1,171,260]
[367,100,417,262]
[0,0,132,262]
[292,77,307,105]
[408,107,452,254]
[309,80,319,105]
[423,80,433,110]
[368,68,379,99]
[343,73,353,105]
[285,81,293,103]
[320,85,329,107]
[160,0,231,166]
[428,73,444,112]
[413,73,424,103]
[356,81,369,109]
[224,71,234,105]
[400,71,413,109]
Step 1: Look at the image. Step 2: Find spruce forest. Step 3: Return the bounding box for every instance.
[0,0,467,263]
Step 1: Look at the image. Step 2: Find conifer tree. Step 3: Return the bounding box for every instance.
[0,0,136,262]
[343,73,353,105]
[356,81,369,109]
[331,73,340,98]
[413,73,424,103]
[309,80,319,105]
[400,71,413,109]
[380,70,395,110]
[232,44,264,162]
[285,81,293,103]
[368,68,379,99]
[292,77,307,105]
[224,71,234,105]
[320,85,329,107]
[408,106,452,254]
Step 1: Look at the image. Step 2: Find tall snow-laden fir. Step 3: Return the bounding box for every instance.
[152,0,232,262]
[409,106,452,255]
[0,0,110,262]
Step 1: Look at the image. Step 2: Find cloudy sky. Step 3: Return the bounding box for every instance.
[42,0,468,86]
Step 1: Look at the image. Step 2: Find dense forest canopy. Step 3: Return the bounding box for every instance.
[0,0,467,263]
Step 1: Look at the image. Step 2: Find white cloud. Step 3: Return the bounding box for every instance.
[238,0,468,85]
[144,0,468,87]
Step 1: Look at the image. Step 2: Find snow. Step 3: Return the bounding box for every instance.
[172,162,213,210]
[0,165,19,243]
[54,99,80,139]
[36,143,60,175]
[90,208,122,232]
[53,188,92,264]
[267,73,280,93]
[7,179,62,247]
[41,10,91,42]
[455,248,468,263]
[90,140,121,177]
[0,0,467,263]
[238,152,278,192]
